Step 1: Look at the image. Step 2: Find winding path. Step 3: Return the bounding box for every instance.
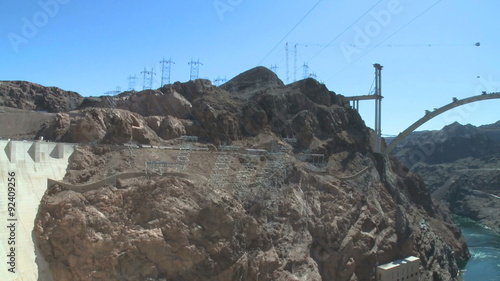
[333,165,373,181]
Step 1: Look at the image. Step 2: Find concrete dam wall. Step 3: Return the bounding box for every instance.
[0,140,75,281]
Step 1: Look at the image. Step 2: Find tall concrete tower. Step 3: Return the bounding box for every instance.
[374,63,383,153]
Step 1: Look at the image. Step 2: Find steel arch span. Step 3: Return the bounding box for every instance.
[384,92,500,155]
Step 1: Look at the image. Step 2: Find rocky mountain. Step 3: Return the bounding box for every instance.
[478,120,500,141]
[0,106,56,140]
[219,65,285,100]
[35,142,468,281]
[0,80,83,112]
[2,67,470,280]
[392,122,500,165]
[24,68,369,153]
[36,108,162,145]
[391,121,500,233]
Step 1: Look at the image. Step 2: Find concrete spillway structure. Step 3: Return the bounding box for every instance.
[0,140,75,281]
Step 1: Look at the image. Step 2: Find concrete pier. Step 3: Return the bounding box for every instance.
[0,140,75,281]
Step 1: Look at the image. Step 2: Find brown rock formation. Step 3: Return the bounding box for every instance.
[0,81,83,112]
[37,108,161,145]
[32,67,369,148]
[220,66,284,100]
[145,115,187,140]
[92,89,193,119]
[35,145,469,281]
[0,106,56,140]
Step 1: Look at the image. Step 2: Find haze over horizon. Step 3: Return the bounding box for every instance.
[2,0,499,135]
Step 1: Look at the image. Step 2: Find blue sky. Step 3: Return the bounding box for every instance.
[1,0,499,135]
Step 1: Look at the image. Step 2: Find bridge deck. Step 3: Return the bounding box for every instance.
[344,94,383,101]
[384,92,500,155]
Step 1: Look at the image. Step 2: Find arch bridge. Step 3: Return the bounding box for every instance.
[384,92,500,155]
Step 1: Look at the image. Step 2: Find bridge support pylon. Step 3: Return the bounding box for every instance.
[374,63,383,153]
[344,64,384,153]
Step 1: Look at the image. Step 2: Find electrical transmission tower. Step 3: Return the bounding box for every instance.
[128,75,137,91]
[173,136,198,171]
[141,67,156,90]
[103,86,121,97]
[234,153,259,207]
[213,76,227,86]
[270,65,279,75]
[209,145,238,188]
[302,63,309,79]
[159,57,175,86]
[294,43,298,82]
[188,59,203,81]
[285,42,290,84]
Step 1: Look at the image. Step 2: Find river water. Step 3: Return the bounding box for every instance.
[454,216,500,280]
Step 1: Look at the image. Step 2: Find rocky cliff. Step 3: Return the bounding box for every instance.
[35,144,468,281]
[36,108,162,145]
[392,122,500,165]
[391,122,500,233]
[31,67,469,280]
[0,81,83,112]
[29,67,370,150]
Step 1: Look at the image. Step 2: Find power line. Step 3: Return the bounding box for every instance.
[288,0,383,81]
[306,0,384,64]
[258,0,323,65]
[367,77,375,95]
[331,0,444,78]
[370,42,481,48]
[290,41,479,49]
